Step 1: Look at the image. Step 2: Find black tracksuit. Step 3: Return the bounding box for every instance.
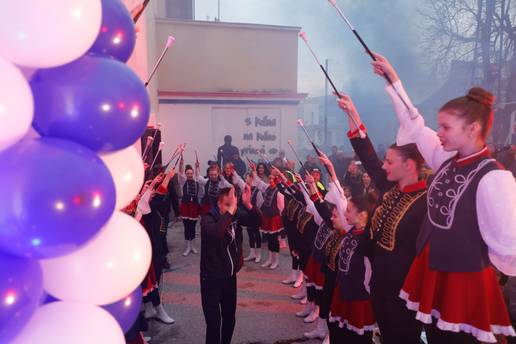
[200,205,261,344]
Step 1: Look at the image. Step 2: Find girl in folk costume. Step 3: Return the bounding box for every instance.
[328,194,376,344]
[136,169,176,326]
[197,164,232,215]
[250,163,284,270]
[256,162,270,183]
[243,172,264,263]
[179,158,201,256]
[338,94,428,343]
[302,160,349,342]
[373,53,516,343]
[275,169,307,288]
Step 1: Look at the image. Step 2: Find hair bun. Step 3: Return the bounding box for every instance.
[466,87,495,107]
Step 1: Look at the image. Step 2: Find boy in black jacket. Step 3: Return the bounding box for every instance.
[200,185,261,344]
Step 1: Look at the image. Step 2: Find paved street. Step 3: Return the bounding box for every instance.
[146,221,322,344]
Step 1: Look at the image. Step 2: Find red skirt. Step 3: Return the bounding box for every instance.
[180,202,200,220]
[303,255,325,290]
[400,244,516,343]
[260,214,283,233]
[329,284,376,335]
[142,262,157,297]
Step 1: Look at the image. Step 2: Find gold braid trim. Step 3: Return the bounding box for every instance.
[296,210,314,234]
[286,198,301,222]
[371,187,426,251]
[325,230,345,271]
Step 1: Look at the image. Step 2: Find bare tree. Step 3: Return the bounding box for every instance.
[419,0,516,143]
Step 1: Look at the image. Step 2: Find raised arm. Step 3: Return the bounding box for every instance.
[337,94,393,192]
[371,52,455,170]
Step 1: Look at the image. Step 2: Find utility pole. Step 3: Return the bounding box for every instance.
[217,0,221,21]
[324,58,329,148]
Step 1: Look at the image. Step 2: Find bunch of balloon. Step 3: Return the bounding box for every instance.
[0,1,152,343]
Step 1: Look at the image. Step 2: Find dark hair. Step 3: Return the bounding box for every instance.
[217,187,233,202]
[439,87,495,139]
[208,165,220,173]
[349,194,377,217]
[256,162,269,176]
[185,164,193,172]
[388,143,425,172]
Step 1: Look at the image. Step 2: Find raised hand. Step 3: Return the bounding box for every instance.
[241,185,252,209]
[337,94,357,116]
[370,52,400,83]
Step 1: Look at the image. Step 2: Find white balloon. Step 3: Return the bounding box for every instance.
[11,302,124,344]
[0,0,102,68]
[0,57,34,152]
[100,146,145,210]
[41,212,152,305]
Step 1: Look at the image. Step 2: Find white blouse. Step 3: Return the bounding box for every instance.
[385,80,516,276]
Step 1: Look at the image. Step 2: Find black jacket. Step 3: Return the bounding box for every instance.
[200,205,261,278]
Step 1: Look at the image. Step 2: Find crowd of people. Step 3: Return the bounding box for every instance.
[120,53,515,344]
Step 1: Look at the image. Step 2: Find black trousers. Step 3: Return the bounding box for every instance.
[425,322,480,344]
[183,219,197,241]
[286,224,299,270]
[320,269,337,320]
[307,285,323,305]
[371,291,422,344]
[262,232,280,252]
[246,226,261,248]
[328,321,373,344]
[201,274,237,344]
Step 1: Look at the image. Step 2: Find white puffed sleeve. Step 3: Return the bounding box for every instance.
[476,170,516,276]
[325,181,351,230]
[385,81,455,171]
[300,186,323,226]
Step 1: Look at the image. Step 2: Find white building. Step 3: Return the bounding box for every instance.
[124,0,306,168]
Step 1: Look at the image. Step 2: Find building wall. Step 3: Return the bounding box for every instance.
[157,101,300,170]
[154,19,299,93]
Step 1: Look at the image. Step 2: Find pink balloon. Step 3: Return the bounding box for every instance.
[11,302,125,344]
[41,211,152,305]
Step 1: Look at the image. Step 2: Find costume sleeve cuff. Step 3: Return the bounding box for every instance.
[347,124,367,138]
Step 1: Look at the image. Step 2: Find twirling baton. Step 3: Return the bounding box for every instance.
[145,35,175,87]
[326,0,410,111]
[287,139,307,175]
[297,119,334,177]
[142,122,161,161]
[299,31,365,138]
[149,141,165,172]
[133,0,151,24]
[141,136,154,161]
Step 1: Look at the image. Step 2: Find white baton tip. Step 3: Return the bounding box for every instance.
[166,35,176,47]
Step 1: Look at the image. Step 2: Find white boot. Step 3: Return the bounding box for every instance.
[269,252,279,270]
[154,304,175,324]
[182,241,192,256]
[299,296,308,305]
[190,239,198,254]
[282,269,298,284]
[143,302,157,319]
[254,248,262,263]
[261,251,272,268]
[244,248,256,261]
[296,301,314,318]
[303,317,327,339]
[293,270,303,288]
[291,281,306,300]
[304,305,320,323]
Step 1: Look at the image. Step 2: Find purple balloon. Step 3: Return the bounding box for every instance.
[88,0,136,62]
[102,287,142,333]
[0,138,116,258]
[0,252,43,342]
[31,55,150,152]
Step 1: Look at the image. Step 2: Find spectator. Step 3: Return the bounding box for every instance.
[217,135,240,167]
[343,160,363,197]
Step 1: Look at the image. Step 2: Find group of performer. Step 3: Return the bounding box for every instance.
[120,51,515,344]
